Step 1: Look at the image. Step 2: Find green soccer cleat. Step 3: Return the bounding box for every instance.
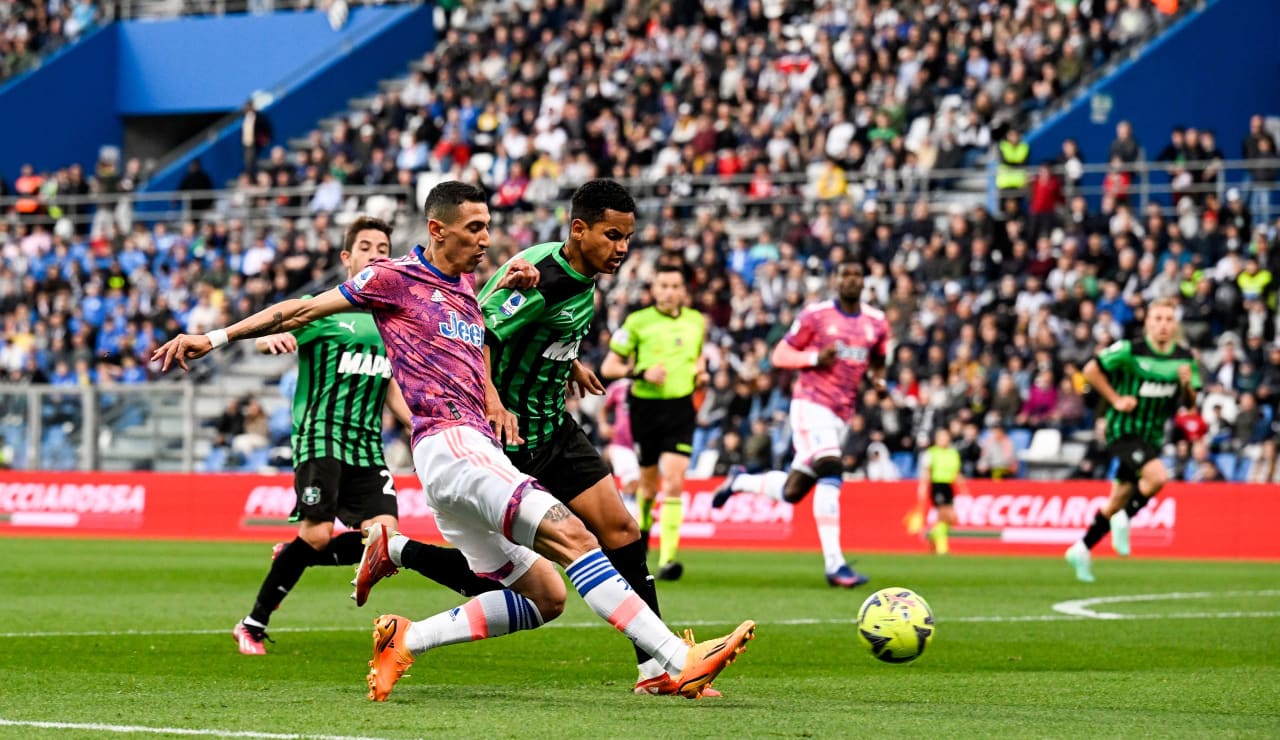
[1109,509,1131,557]
[1064,542,1095,583]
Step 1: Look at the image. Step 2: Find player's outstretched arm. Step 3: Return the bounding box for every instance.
[152,288,350,372]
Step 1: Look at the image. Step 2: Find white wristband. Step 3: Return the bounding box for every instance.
[207,329,229,348]
[809,351,820,367]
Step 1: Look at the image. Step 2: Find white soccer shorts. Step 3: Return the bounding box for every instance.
[788,398,848,477]
[412,424,557,586]
[606,443,640,487]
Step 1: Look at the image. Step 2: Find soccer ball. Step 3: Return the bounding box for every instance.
[856,587,934,664]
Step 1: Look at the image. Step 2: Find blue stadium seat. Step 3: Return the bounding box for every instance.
[1213,453,1237,481]
[891,452,917,479]
[200,447,228,472]
[239,447,272,472]
[1008,428,1033,455]
[268,407,292,446]
[1233,457,1252,483]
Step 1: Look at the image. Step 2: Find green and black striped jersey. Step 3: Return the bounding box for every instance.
[479,242,596,451]
[1096,337,1201,448]
[290,296,391,466]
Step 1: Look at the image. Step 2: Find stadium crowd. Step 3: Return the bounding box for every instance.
[3,0,1278,482]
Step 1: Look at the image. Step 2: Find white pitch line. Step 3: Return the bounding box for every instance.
[1052,589,1280,619]
[4,606,1280,640]
[0,718,386,740]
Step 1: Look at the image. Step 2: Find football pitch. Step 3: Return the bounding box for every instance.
[1,538,1277,739]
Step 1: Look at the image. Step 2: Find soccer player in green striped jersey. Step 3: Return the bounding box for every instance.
[234,216,496,655]
[1065,298,1201,582]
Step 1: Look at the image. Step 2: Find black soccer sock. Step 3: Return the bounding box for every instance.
[604,539,662,666]
[400,539,502,597]
[249,536,326,624]
[1124,492,1150,518]
[1081,512,1111,550]
[321,530,365,566]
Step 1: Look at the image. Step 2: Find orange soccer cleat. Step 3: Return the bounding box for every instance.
[366,614,415,701]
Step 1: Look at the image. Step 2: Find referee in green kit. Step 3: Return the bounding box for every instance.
[602,264,708,581]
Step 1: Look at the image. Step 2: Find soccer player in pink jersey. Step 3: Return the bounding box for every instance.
[711,260,889,588]
[598,379,641,498]
[153,181,755,702]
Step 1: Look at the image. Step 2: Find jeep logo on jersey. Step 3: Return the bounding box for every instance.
[542,340,580,361]
[498,293,525,317]
[440,311,484,347]
[337,350,392,378]
[1137,381,1178,398]
[835,343,868,361]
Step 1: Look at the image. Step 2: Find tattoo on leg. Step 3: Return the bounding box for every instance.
[544,504,572,523]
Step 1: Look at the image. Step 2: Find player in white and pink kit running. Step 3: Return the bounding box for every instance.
[712,260,889,588]
[152,182,755,702]
[599,379,641,496]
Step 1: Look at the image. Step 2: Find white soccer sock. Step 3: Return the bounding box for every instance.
[731,470,788,501]
[404,590,543,656]
[813,478,845,573]
[387,533,409,567]
[566,549,689,675]
[637,657,666,680]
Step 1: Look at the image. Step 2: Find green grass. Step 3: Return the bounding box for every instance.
[1,538,1278,739]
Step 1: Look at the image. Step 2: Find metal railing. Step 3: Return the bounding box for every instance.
[0,383,196,472]
[3,157,1275,237]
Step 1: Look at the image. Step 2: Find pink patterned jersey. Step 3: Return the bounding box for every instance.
[339,246,493,448]
[602,379,633,449]
[784,300,890,421]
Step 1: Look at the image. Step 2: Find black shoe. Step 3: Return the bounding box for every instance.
[657,561,684,581]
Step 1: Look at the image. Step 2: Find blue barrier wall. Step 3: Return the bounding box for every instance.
[141,3,433,194]
[0,6,431,190]
[0,27,119,182]
[116,7,421,115]
[1027,0,1280,182]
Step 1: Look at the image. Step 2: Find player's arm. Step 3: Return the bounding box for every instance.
[568,359,606,398]
[153,288,349,372]
[482,344,522,446]
[771,311,836,369]
[1178,359,1200,407]
[772,339,837,368]
[384,377,413,432]
[254,333,298,355]
[602,319,639,381]
[1084,341,1136,412]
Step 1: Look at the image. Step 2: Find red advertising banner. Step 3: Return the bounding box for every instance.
[0,472,1276,560]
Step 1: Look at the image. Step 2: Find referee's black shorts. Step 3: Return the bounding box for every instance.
[505,414,613,505]
[628,394,696,467]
